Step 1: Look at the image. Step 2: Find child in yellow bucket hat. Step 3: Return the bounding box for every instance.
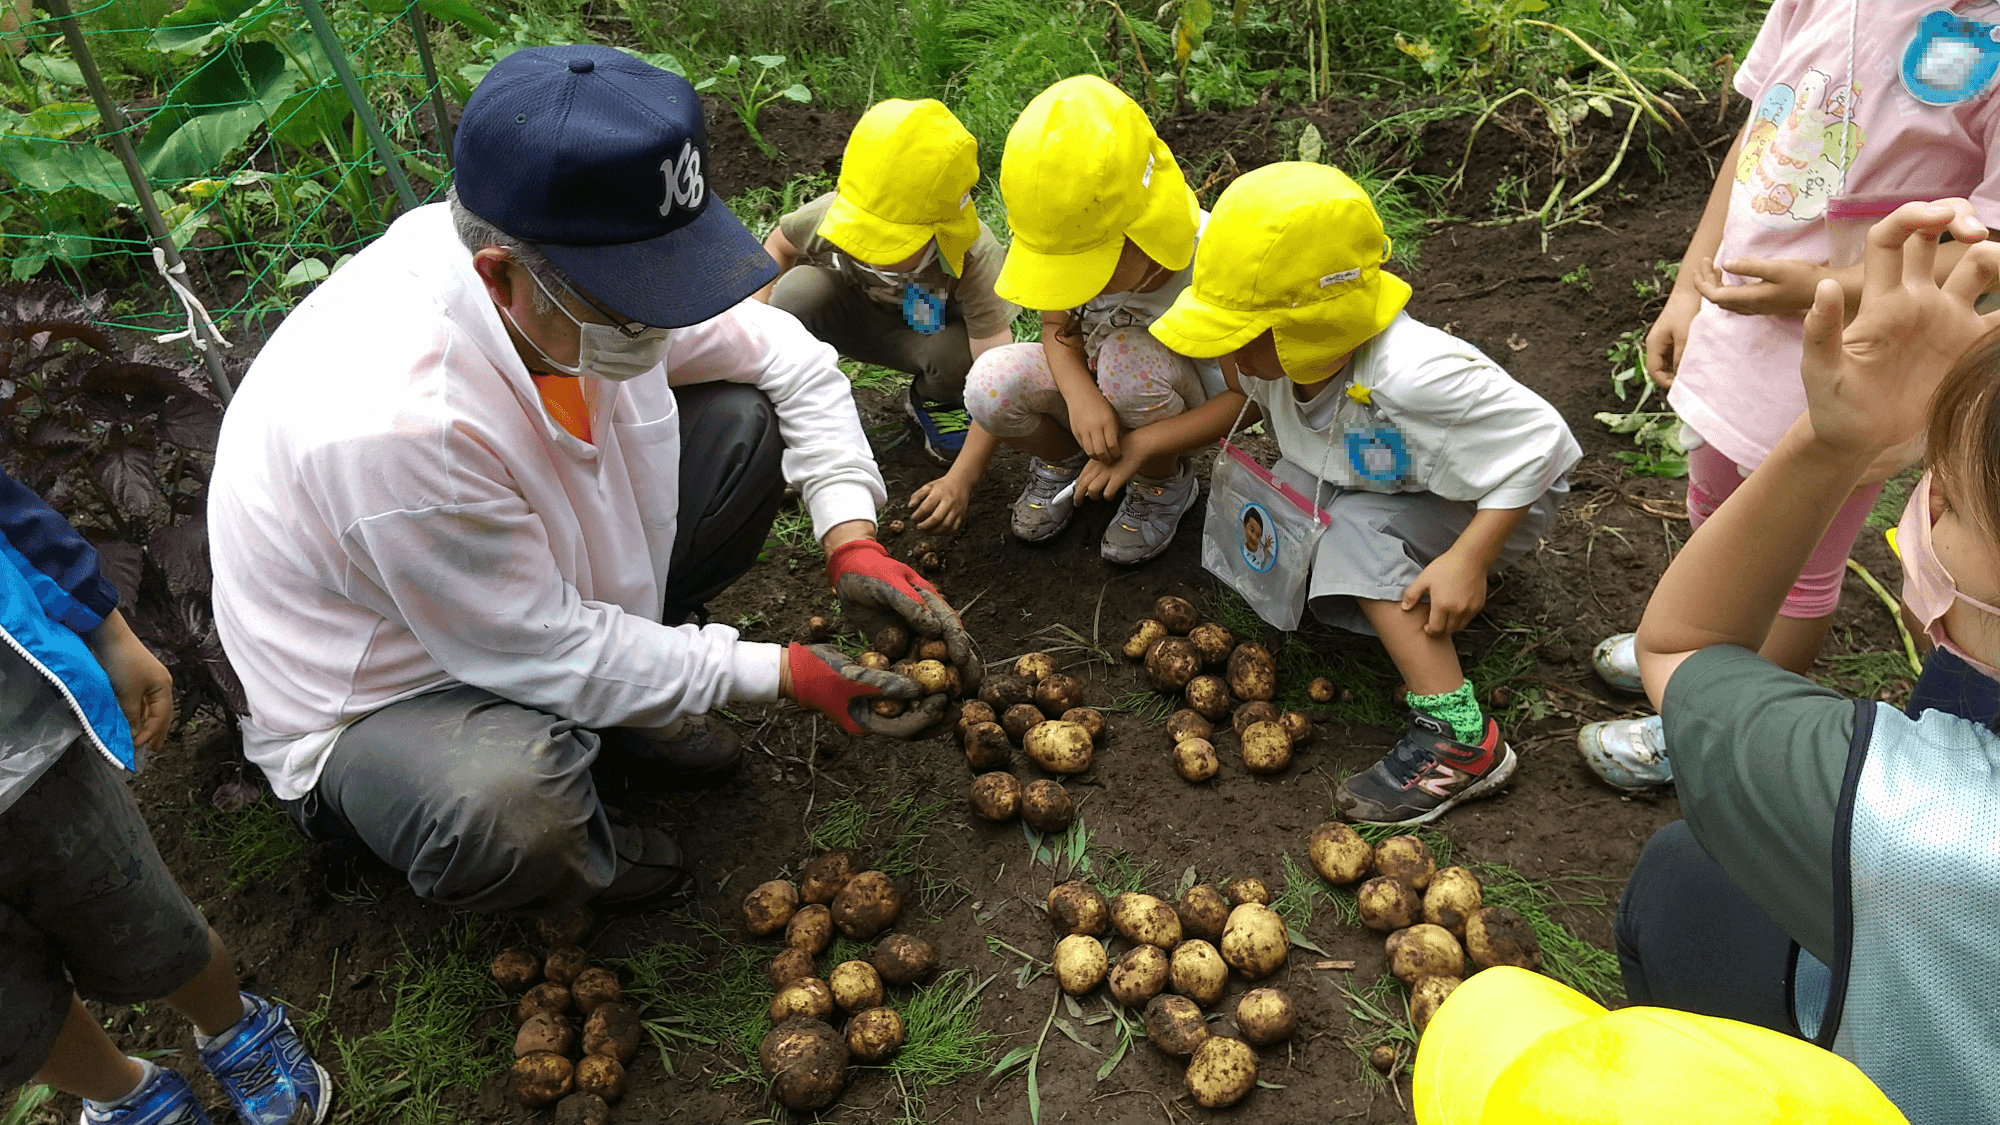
[758,98,1018,463]
[909,76,1249,565]
[1150,161,1581,826]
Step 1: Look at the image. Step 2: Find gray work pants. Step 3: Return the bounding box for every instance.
[769,265,974,407]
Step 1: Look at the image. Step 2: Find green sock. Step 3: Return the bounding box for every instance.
[1408,681,1485,743]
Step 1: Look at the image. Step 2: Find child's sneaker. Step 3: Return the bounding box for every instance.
[1100,461,1198,565]
[1591,632,1644,693]
[905,389,969,463]
[199,992,332,1125]
[1576,714,1672,791]
[81,1065,212,1125]
[1011,453,1086,542]
[1336,712,1518,825]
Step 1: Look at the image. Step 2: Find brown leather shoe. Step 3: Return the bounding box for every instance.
[596,821,693,910]
[598,714,745,778]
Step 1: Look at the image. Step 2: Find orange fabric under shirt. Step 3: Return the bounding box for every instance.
[533,374,591,443]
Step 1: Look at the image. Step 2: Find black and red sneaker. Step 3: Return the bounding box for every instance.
[1335,711,1518,825]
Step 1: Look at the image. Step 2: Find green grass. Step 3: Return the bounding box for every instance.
[806,794,871,852]
[1,1084,53,1125]
[804,789,946,877]
[1108,689,1174,725]
[1339,972,1419,1081]
[762,503,823,561]
[876,792,948,878]
[189,797,314,891]
[1866,469,1919,531]
[1474,863,1623,1004]
[1089,849,1156,899]
[1817,645,1917,704]
[880,969,999,1089]
[616,925,772,1081]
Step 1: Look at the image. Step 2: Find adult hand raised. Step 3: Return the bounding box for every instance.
[824,534,982,693]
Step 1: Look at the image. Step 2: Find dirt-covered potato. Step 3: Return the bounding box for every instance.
[1108,944,1172,1006]
[1166,710,1214,744]
[787,903,834,955]
[1308,677,1336,704]
[1034,673,1084,716]
[1154,595,1201,634]
[969,772,1022,821]
[1147,636,1202,692]
[575,1055,626,1103]
[914,639,946,662]
[1024,720,1094,774]
[759,1019,849,1111]
[1226,877,1270,906]
[1177,884,1231,943]
[870,697,906,719]
[846,1006,906,1064]
[1235,988,1297,1046]
[1220,903,1288,979]
[572,968,621,1016]
[1466,906,1542,971]
[1423,867,1483,936]
[958,700,997,736]
[1410,975,1462,1032]
[515,1012,576,1058]
[872,623,910,660]
[538,906,595,949]
[1047,881,1110,936]
[1231,700,1280,737]
[1279,711,1313,744]
[1169,939,1228,1006]
[1186,1036,1258,1108]
[1369,1044,1399,1075]
[1001,703,1045,741]
[769,978,836,1023]
[1386,924,1466,987]
[1054,933,1109,995]
[1373,835,1437,891]
[516,982,572,1025]
[1124,618,1168,660]
[910,659,954,696]
[1021,779,1076,833]
[978,673,1034,709]
[831,871,902,939]
[743,879,800,937]
[1189,622,1236,666]
[492,948,541,992]
[1015,652,1059,683]
[553,1092,609,1125]
[1308,822,1374,886]
[583,1002,642,1062]
[768,947,817,991]
[1173,738,1220,782]
[829,960,884,1013]
[1357,876,1421,932]
[799,850,859,905]
[858,651,892,670]
[1112,892,1183,949]
[1062,707,1106,742]
[1145,994,1210,1057]
[963,722,1010,771]
[1185,675,1234,720]
[872,933,937,984]
[1239,720,1293,774]
[512,1051,575,1108]
[1227,643,1277,701]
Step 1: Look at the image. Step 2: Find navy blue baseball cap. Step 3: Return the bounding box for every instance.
[454,45,777,329]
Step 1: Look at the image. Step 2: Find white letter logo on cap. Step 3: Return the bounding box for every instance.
[659,140,706,217]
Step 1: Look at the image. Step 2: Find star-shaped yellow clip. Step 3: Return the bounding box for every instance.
[1345,385,1372,406]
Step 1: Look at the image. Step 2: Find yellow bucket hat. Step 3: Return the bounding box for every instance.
[1415,968,1910,1125]
[1151,161,1411,382]
[993,75,1199,310]
[817,98,982,275]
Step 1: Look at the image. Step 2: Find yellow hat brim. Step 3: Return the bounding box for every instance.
[1271,270,1413,381]
[993,235,1125,311]
[1414,968,1605,1125]
[817,194,937,270]
[1151,285,1274,358]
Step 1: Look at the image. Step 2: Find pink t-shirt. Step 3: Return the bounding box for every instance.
[1669,0,2000,470]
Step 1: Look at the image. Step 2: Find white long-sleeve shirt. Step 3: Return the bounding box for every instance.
[209,204,885,799]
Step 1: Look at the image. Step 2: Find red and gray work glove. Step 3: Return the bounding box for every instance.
[785,642,946,738]
[825,538,982,693]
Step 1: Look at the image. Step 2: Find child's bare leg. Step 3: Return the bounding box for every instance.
[1360,597,1466,695]
[163,928,246,1036]
[1008,414,1084,463]
[32,997,146,1102]
[1761,613,1833,676]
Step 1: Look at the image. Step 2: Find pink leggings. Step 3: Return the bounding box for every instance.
[1685,441,1881,619]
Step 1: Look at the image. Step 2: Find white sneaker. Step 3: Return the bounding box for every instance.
[1011,454,1086,542]
[1100,462,1198,565]
[1591,633,1644,693]
[1576,714,1671,791]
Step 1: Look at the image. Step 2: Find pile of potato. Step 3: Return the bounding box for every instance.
[1125,596,1316,780]
[492,908,640,1123]
[961,651,1105,832]
[740,849,940,1110]
[1044,876,1298,1109]
[853,623,965,719]
[1307,824,1542,1031]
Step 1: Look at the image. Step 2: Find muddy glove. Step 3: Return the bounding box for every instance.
[825,537,982,693]
[785,642,947,738]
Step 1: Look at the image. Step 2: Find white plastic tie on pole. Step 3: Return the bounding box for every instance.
[151,247,231,352]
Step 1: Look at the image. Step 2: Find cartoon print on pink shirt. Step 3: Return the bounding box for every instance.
[1736,66,1866,224]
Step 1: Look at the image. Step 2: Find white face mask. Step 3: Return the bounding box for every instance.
[846,241,937,285]
[503,270,671,382]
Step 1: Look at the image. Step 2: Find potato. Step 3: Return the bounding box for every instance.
[1357,876,1421,932]
[872,623,910,660]
[1062,707,1106,742]
[1173,738,1220,782]
[553,1092,609,1125]
[768,948,817,992]
[759,1018,849,1111]
[1466,906,1542,971]
[1227,643,1277,701]
[799,850,859,905]
[743,879,800,937]
[963,720,1011,770]
[978,673,1034,709]
[1015,652,1059,683]
[1185,1036,1257,1108]
[492,947,541,992]
[1307,822,1374,886]
[1001,703,1045,741]
[1235,987,1297,1046]
[575,1055,626,1103]
[958,700,997,735]
[1423,867,1483,937]
[1231,700,1280,737]
[1054,933,1109,995]
[1185,675,1233,720]
[512,1051,574,1108]
[769,977,836,1023]
[829,960,884,1013]
[1166,709,1214,744]
[1308,677,1336,704]
[1154,595,1201,634]
[1034,673,1084,716]
[583,1002,642,1062]
[1220,903,1288,980]
[871,697,906,718]
[538,906,595,949]
[1147,637,1202,692]
[1047,881,1110,937]
[858,651,891,670]
[872,933,937,984]
[1024,720,1094,774]
[1177,884,1231,943]
[1108,944,1172,1006]
[1226,877,1270,906]
[1386,924,1465,987]
[846,1006,906,1064]
[1112,892,1183,949]
[969,771,1022,821]
[1144,994,1210,1057]
[516,982,572,1026]
[572,968,621,1016]
[1374,835,1437,891]
[1124,618,1168,660]
[910,659,954,696]
[1189,622,1236,666]
[920,639,951,662]
[832,871,902,939]
[1410,975,1462,1032]
[807,615,833,641]
[1169,939,1228,1006]
[1279,711,1312,744]
[1021,779,1076,833]
[1240,721,1293,774]
[515,1012,576,1058]
[787,903,834,955]
[1369,1044,1399,1075]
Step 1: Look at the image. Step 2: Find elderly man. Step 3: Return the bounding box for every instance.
[208,46,971,914]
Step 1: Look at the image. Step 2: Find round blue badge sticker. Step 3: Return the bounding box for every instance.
[1238,502,1276,573]
[903,283,945,335]
[1345,425,1409,484]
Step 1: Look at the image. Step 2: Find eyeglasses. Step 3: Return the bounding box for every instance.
[552,274,656,338]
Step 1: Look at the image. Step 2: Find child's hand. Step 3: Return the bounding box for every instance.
[1644,287,1700,389]
[910,476,971,532]
[1066,390,1123,461]
[1698,257,1828,315]
[1075,448,1144,500]
[85,610,174,752]
[1401,550,1487,637]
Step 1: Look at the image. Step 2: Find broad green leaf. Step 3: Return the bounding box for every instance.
[137,40,301,183]
[8,251,49,281]
[418,0,502,39]
[15,102,99,140]
[780,83,810,103]
[750,54,785,68]
[1185,0,1213,34]
[0,137,137,205]
[281,257,330,288]
[692,77,717,92]
[1052,1018,1097,1052]
[18,55,84,88]
[151,0,283,55]
[617,48,685,75]
[1230,0,1250,25]
[1297,121,1323,164]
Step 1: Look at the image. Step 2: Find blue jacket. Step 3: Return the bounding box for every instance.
[0,468,136,770]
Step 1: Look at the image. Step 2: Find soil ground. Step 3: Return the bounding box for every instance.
[63,88,1913,1125]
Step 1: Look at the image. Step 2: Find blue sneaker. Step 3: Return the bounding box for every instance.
[905,389,968,463]
[199,993,331,1125]
[1577,714,1672,791]
[80,1065,212,1125]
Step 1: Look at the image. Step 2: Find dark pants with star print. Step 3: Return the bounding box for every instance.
[0,740,212,1084]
